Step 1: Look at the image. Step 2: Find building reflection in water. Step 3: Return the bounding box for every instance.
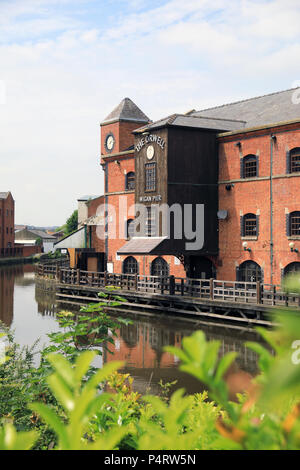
[104,316,262,395]
[0,266,19,327]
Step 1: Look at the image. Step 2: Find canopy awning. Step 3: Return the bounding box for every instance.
[117,237,167,255]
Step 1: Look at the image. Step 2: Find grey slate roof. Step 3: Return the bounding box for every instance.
[135,114,246,133]
[15,228,56,240]
[30,229,56,239]
[135,88,300,134]
[0,192,9,199]
[102,97,150,124]
[192,87,300,129]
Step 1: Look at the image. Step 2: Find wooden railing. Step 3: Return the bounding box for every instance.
[37,265,300,308]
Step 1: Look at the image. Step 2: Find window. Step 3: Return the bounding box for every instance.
[146,206,157,237]
[290,211,300,237]
[237,261,262,283]
[126,172,135,190]
[123,256,139,275]
[126,219,135,239]
[284,262,300,277]
[145,162,156,191]
[151,257,169,277]
[287,148,300,174]
[242,213,257,237]
[242,155,258,178]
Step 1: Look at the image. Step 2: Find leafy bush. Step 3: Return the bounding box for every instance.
[1,280,300,450]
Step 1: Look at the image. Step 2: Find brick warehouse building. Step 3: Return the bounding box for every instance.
[0,192,15,256]
[99,90,300,286]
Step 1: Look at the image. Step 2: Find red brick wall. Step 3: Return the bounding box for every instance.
[0,193,15,250]
[101,121,146,155]
[218,126,300,285]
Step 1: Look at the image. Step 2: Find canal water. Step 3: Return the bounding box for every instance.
[0,264,262,395]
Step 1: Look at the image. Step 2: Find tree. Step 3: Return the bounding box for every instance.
[66,210,78,235]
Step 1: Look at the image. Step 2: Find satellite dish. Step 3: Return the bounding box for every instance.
[217,210,228,220]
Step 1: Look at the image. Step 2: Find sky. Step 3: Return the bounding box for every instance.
[1,0,300,226]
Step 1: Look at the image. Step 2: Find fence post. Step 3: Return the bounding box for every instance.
[181,279,184,296]
[169,275,175,296]
[104,271,108,287]
[272,285,276,306]
[209,278,214,300]
[134,274,138,291]
[256,281,262,304]
[55,265,59,281]
[77,269,80,285]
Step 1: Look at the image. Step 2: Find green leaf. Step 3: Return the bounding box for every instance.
[215,352,238,382]
[30,402,69,449]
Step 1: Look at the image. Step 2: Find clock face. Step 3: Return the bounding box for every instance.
[105,134,115,152]
[146,145,154,160]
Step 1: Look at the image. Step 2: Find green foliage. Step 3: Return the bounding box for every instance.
[2,275,300,450]
[30,351,127,450]
[35,237,42,246]
[0,424,37,450]
[65,210,78,235]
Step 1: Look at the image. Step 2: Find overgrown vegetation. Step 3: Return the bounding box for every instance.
[65,210,78,235]
[1,280,300,450]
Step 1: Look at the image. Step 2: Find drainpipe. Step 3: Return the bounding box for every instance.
[270,134,276,286]
[84,224,87,249]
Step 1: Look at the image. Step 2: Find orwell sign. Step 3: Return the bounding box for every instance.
[135,134,165,153]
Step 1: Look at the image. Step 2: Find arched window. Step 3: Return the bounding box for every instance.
[287,211,300,237]
[241,155,258,178]
[151,257,169,277]
[284,262,300,277]
[125,172,135,190]
[123,256,139,274]
[241,213,258,237]
[287,148,300,174]
[126,219,135,239]
[237,261,262,283]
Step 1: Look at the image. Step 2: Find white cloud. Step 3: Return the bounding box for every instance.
[0,0,299,225]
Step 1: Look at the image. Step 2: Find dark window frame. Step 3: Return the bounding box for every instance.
[242,213,258,237]
[151,257,169,277]
[241,154,258,179]
[237,261,262,283]
[126,219,135,239]
[125,172,135,191]
[123,256,139,275]
[145,162,156,192]
[290,211,300,237]
[287,148,300,174]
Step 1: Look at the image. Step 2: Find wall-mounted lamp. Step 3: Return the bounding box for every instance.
[289,242,299,253]
[115,160,120,166]
[243,241,251,252]
[235,141,242,148]
[271,134,277,141]
[226,184,234,191]
[142,131,150,136]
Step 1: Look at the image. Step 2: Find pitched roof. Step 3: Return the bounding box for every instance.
[0,192,9,199]
[30,229,56,239]
[135,114,246,133]
[192,87,300,129]
[102,97,150,125]
[135,88,300,134]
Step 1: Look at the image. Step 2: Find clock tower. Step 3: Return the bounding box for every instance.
[100,97,150,156]
[100,98,150,272]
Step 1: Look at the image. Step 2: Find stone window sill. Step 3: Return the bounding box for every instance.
[241,236,258,241]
